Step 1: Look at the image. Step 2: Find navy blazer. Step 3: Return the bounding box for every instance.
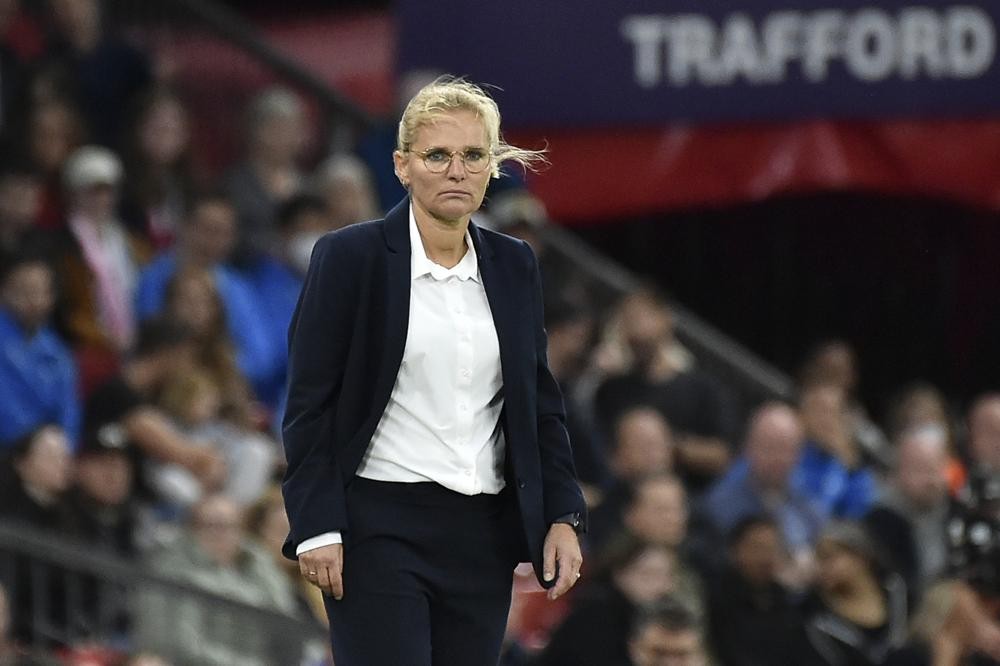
[281,198,586,587]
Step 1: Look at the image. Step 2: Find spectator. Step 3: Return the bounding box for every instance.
[708,516,810,666]
[152,367,275,509]
[699,403,823,579]
[82,318,226,505]
[310,153,379,230]
[587,407,673,551]
[537,536,677,666]
[0,159,45,254]
[244,193,333,411]
[796,383,877,520]
[55,145,147,389]
[801,521,909,666]
[246,485,326,626]
[595,287,736,492]
[135,493,297,666]
[620,474,706,626]
[121,87,197,249]
[136,194,274,397]
[0,252,79,450]
[225,86,308,264]
[799,339,889,469]
[0,582,60,666]
[866,425,954,601]
[64,422,136,556]
[885,579,1000,666]
[887,383,966,494]
[42,0,151,147]
[629,599,709,666]
[22,97,84,229]
[0,424,73,531]
[161,267,260,427]
[967,393,1000,475]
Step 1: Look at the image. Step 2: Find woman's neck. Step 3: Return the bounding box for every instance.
[824,573,887,627]
[413,208,469,269]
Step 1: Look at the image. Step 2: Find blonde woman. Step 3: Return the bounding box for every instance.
[282,76,586,664]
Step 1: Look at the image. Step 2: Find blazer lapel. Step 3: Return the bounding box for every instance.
[372,199,412,412]
[471,223,517,397]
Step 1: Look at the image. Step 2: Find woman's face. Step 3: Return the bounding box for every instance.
[393,110,492,227]
[169,277,218,337]
[140,97,189,166]
[614,547,675,606]
[30,104,79,173]
[815,539,868,592]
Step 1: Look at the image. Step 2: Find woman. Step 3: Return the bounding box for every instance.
[282,76,586,665]
[801,521,909,665]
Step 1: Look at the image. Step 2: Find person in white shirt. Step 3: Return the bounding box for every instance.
[281,76,586,665]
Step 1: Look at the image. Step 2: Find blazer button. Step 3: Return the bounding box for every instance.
[517,479,527,489]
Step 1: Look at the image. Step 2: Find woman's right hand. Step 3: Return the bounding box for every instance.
[299,544,344,600]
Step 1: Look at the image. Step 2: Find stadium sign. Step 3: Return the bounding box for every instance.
[397,1,1000,126]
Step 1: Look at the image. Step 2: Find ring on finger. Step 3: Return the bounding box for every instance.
[308,571,317,575]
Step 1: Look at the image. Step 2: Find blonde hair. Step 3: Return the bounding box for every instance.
[396,75,547,178]
[159,367,220,426]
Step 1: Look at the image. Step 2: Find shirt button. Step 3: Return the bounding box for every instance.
[459,404,468,411]
[464,469,473,476]
[461,368,470,377]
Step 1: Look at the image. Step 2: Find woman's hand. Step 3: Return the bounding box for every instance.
[542,523,583,600]
[299,544,345,600]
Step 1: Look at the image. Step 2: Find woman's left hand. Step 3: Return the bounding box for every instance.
[542,523,583,600]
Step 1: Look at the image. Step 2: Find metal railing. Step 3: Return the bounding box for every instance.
[0,521,327,665]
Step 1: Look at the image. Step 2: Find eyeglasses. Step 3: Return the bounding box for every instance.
[409,147,493,174]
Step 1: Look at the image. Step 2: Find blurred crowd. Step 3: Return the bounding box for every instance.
[1,2,1000,666]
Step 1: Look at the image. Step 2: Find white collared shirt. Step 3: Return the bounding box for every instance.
[296,206,505,554]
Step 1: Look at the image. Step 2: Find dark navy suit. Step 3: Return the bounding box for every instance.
[281,198,585,663]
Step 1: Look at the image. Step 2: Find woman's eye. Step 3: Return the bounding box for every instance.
[425,150,449,162]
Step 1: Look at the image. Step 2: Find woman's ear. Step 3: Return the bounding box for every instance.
[393,150,410,189]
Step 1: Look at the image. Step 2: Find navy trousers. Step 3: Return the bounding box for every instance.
[325,477,520,665]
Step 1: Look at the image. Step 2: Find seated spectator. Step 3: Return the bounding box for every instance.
[619,474,706,625]
[135,493,297,666]
[135,194,274,396]
[799,339,889,469]
[796,383,877,520]
[0,253,79,450]
[885,579,1000,666]
[19,97,85,230]
[0,582,60,666]
[55,146,147,389]
[967,393,1000,477]
[865,425,954,601]
[82,319,226,505]
[161,267,260,427]
[595,287,736,492]
[152,367,275,510]
[887,383,966,494]
[64,425,136,556]
[0,424,73,531]
[801,521,909,666]
[537,536,677,666]
[629,598,709,666]
[224,86,308,264]
[244,193,332,411]
[699,403,823,580]
[246,485,326,626]
[708,516,810,666]
[42,0,151,148]
[309,153,379,230]
[0,159,46,255]
[587,407,673,551]
[121,86,197,249]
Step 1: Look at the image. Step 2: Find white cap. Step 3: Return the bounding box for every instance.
[63,146,123,191]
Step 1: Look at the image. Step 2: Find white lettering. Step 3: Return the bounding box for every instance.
[761,11,802,82]
[845,10,896,81]
[947,6,995,78]
[899,8,945,79]
[621,16,666,88]
[665,15,717,86]
[803,10,846,82]
[718,13,766,84]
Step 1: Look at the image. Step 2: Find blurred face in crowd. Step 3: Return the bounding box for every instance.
[969,396,1000,472]
[284,206,333,275]
[139,94,189,167]
[251,105,307,166]
[0,172,42,233]
[614,546,675,606]
[746,404,803,491]
[1,262,55,333]
[76,451,132,507]
[619,293,672,370]
[50,0,101,47]
[319,173,377,230]
[546,314,593,380]
[629,624,705,666]
[612,408,674,481]
[799,385,849,447]
[30,101,82,174]
[167,272,222,340]
[71,183,117,223]
[182,200,237,266]
[815,537,870,595]
[625,477,687,547]
[802,342,858,394]
[732,522,782,588]
[15,426,73,498]
[192,495,244,567]
[394,109,492,226]
[895,429,949,510]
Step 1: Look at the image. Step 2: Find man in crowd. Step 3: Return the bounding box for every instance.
[629,599,709,666]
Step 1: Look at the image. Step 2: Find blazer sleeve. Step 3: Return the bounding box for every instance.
[526,244,588,528]
[280,233,357,559]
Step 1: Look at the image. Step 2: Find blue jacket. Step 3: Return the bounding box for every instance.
[794,441,877,520]
[244,256,302,410]
[0,308,80,450]
[281,199,585,587]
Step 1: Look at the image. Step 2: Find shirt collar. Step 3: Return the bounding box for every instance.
[409,205,479,282]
